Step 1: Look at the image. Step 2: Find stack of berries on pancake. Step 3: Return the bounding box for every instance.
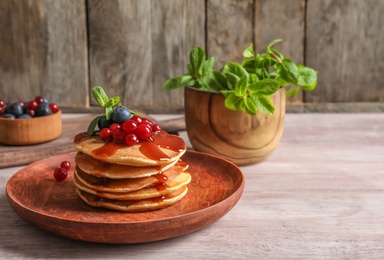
[72,87,190,212]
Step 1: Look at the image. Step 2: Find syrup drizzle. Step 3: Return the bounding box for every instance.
[87,130,185,163]
[153,173,168,191]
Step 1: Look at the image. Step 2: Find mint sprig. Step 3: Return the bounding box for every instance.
[87,86,121,136]
[163,39,318,115]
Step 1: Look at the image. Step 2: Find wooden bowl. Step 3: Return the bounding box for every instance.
[0,110,62,145]
[184,87,286,166]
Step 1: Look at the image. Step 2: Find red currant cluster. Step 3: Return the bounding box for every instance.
[99,115,162,146]
[53,161,71,182]
[0,96,59,119]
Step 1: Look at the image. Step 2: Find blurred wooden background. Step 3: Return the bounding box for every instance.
[0,0,383,113]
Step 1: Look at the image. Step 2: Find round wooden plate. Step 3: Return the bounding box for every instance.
[6,150,244,244]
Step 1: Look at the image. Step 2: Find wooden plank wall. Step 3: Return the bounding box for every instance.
[0,0,383,113]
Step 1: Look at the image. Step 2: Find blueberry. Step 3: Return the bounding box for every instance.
[18,114,32,119]
[1,113,15,119]
[7,102,23,117]
[35,104,52,117]
[112,106,132,123]
[98,115,113,130]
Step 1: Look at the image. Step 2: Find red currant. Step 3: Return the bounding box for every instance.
[152,123,162,132]
[0,106,4,115]
[100,128,112,140]
[54,168,68,182]
[28,100,38,110]
[125,133,139,146]
[122,120,137,133]
[27,109,35,117]
[135,123,152,140]
[0,99,4,107]
[35,96,45,105]
[141,118,153,125]
[17,100,24,107]
[49,103,59,113]
[109,123,121,132]
[112,128,126,143]
[60,161,71,170]
[130,115,142,124]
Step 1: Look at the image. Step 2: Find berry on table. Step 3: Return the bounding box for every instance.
[28,101,38,110]
[34,96,45,105]
[7,102,23,117]
[54,168,68,182]
[60,161,71,171]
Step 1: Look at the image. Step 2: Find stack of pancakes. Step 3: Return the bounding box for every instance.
[73,132,190,212]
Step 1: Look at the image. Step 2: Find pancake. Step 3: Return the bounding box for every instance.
[75,152,186,179]
[74,132,186,166]
[74,170,191,200]
[74,163,189,193]
[76,186,188,212]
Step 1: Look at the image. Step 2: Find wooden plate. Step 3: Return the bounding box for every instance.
[6,150,244,244]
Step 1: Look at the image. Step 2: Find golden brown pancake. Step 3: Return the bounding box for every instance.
[73,132,186,166]
[75,152,184,179]
[74,170,191,200]
[74,163,188,193]
[76,186,188,212]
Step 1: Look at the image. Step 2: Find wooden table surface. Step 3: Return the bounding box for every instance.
[1,113,383,259]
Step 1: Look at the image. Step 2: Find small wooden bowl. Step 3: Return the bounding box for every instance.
[0,110,62,145]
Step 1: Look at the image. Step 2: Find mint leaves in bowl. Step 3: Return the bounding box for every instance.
[163,40,317,165]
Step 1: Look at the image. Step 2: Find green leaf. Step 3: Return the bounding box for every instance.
[223,62,249,79]
[248,78,280,95]
[201,57,215,76]
[105,96,120,107]
[250,95,275,114]
[206,71,228,91]
[224,93,243,111]
[234,76,248,97]
[239,97,257,115]
[92,86,109,107]
[277,58,299,84]
[224,72,240,90]
[188,47,206,77]
[163,75,196,90]
[267,39,282,52]
[297,66,317,91]
[105,106,113,120]
[242,44,254,58]
[87,115,102,136]
[286,86,301,97]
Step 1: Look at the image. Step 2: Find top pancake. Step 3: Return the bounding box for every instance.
[73,131,186,166]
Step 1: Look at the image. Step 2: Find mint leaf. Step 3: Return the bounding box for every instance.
[277,58,299,84]
[208,71,228,91]
[105,96,120,107]
[242,44,254,58]
[248,78,280,95]
[105,106,113,120]
[188,47,206,77]
[251,95,275,114]
[163,75,196,90]
[87,115,102,136]
[267,39,282,52]
[234,76,248,97]
[297,66,317,91]
[239,97,257,115]
[286,86,301,97]
[224,92,242,110]
[92,86,109,107]
[201,57,215,76]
